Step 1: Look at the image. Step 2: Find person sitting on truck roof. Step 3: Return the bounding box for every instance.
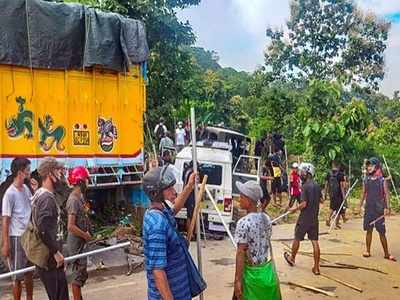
[142,166,198,300]
[66,166,92,300]
[234,180,281,300]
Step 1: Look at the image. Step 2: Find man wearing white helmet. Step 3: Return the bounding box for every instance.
[284,162,323,276]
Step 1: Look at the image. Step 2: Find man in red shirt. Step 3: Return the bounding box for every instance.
[288,163,301,209]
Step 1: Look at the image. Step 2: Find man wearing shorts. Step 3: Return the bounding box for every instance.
[1,158,34,300]
[359,157,396,262]
[284,163,322,275]
[325,161,346,228]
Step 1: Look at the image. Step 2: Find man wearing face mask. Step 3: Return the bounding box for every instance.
[66,166,92,300]
[175,121,186,153]
[33,157,69,300]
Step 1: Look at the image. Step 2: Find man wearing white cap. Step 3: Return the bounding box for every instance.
[233,181,281,300]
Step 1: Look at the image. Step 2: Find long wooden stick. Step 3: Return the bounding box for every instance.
[287,282,337,297]
[334,263,387,274]
[320,264,358,270]
[320,273,363,293]
[187,175,208,242]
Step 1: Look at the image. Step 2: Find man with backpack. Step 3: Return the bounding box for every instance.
[32,157,69,300]
[1,158,34,300]
[358,157,396,262]
[325,161,346,229]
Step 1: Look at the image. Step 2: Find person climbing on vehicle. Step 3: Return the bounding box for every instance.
[233,180,281,300]
[287,162,301,209]
[142,166,201,300]
[325,161,346,229]
[67,166,92,300]
[358,157,396,262]
[284,163,323,276]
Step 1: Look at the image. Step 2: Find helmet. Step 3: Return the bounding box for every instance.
[68,166,90,186]
[299,162,315,177]
[292,162,299,169]
[143,166,176,197]
[366,157,380,167]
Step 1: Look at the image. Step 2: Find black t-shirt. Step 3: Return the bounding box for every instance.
[326,169,345,200]
[298,179,321,225]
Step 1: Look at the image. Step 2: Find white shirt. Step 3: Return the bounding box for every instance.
[175,128,186,146]
[2,184,32,236]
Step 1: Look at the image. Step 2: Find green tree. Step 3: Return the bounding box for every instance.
[66,0,201,130]
[265,0,390,90]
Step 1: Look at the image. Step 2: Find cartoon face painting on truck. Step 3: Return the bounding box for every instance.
[0,0,150,187]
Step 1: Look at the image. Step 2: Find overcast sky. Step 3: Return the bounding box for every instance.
[178,0,400,96]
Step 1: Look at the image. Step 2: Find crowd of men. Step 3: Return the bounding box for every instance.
[0,151,397,300]
[1,157,92,300]
[142,156,396,300]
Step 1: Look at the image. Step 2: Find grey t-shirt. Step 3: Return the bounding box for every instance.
[235,212,272,265]
[2,184,32,236]
[66,192,90,254]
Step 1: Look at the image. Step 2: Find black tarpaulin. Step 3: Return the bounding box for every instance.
[0,0,149,72]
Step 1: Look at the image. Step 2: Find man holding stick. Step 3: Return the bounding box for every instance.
[358,157,396,261]
[233,180,281,300]
[142,166,197,300]
[284,163,323,275]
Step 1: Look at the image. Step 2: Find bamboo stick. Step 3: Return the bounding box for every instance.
[320,273,363,293]
[287,282,337,297]
[187,175,208,242]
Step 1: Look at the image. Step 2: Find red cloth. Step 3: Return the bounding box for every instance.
[290,170,301,196]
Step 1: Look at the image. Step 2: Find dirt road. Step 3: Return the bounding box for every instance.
[1,215,399,299]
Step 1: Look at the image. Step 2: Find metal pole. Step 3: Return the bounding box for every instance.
[0,241,130,280]
[190,107,204,300]
[329,179,358,233]
[205,187,236,249]
[383,155,399,207]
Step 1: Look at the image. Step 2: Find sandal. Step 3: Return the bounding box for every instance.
[362,252,371,258]
[284,252,295,267]
[312,267,320,276]
[384,255,397,262]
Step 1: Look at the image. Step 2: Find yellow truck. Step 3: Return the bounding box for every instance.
[0,0,149,190]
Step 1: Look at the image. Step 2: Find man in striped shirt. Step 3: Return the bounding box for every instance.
[142,166,196,300]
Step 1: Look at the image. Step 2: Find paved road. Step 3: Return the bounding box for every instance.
[1,215,400,299]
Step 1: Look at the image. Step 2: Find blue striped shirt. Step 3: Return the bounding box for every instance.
[143,208,191,300]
